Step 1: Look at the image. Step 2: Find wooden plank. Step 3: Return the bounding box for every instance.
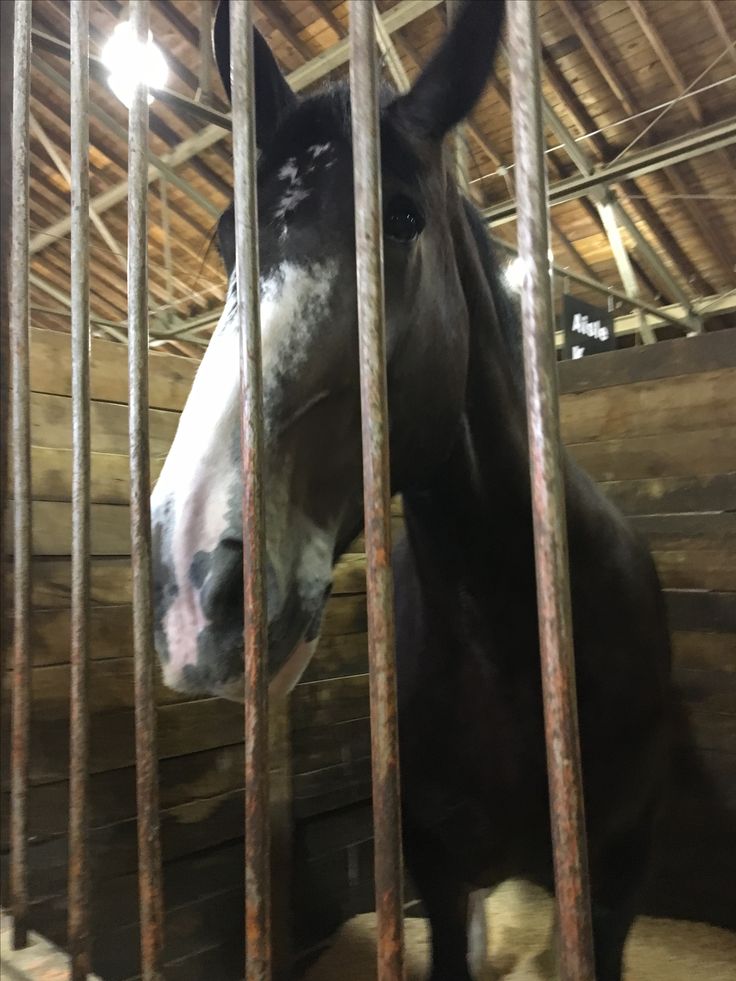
[4,605,134,667]
[628,513,736,550]
[25,557,132,608]
[4,592,367,668]
[293,758,372,819]
[672,631,736,674]
[291,718,371,777]
[8,553,365,612]
[558,330,736,396]
[0,744,244,847]
[0,707,368,849]
[303,632,369,683]
[291,674,370,732]
[568,427,736,480]
[673,666,736,717]
[27,445,163,505]
[30,390,179,456]
[560,368,736,443]
[29,326,198,410]
[20,658,199,719]
[15,841,245,958]
[597,472,736,516]
[665,590,736,634]
[0,697,244,786]
[1,675,373,788]
[3,500,133,556]
[654,550,736,591]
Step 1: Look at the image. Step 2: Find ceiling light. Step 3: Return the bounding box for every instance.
[101,21,168,110]
[504,256,527,291]
[503,249,555,292]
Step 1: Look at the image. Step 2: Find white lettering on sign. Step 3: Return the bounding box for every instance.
[571,312,610,343]
[572,345,585,359]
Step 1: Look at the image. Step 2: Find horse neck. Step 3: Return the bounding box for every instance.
[402,203,537,595]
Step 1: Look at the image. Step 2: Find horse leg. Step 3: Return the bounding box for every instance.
[590,815,653,981]
[405,834,474,981]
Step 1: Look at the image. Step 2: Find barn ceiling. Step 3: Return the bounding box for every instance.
[25,0,736,356]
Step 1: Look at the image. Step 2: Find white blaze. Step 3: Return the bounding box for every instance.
[152,261,338,678]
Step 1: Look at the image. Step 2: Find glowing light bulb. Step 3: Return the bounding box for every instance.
[503,250,555,292]
[101,21,168,109]
[504,256,526,291]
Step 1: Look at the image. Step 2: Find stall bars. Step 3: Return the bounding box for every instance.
[3,2,595,980]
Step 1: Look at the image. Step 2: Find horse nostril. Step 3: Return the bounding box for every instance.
[201,541,243,621]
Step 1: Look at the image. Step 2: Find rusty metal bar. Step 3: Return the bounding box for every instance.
[229,3,271,979]
[68,3,92,977]
[9,0,32,952]
[0,0,14,689]
[127,3,165,978]
[199,0,214,106]
[507,4,595,980]
[349,4,405,979]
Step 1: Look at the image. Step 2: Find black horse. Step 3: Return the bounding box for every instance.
[150,3,671,978]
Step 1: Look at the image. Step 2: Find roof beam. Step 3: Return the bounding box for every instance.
[478,52,663,299]
[30,0,441,260]
[531,54,697,320]
[310,0,347,41]
[483,118,736,220]
[628,0,702,126]
[29,272,129,343]
[605,290,736,336]
[258,0,314,62]
[30,114,127,272]
[31,52,220,222]
[628,0,736,237]
[705,0,736,70]
[539,43,712,296]
[555,0,735,286]
[595,198,655,341]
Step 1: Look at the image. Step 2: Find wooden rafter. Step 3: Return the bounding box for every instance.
[555,0,735,287]
[539,43,713,297]
[628,0,736,221]
[257,0,315,63]
[311,0,347,42]
[704,0,736,69]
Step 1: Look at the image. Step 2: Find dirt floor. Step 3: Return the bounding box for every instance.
[304,880,736,981]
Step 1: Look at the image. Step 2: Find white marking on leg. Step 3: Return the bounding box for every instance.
[468,888,496,980]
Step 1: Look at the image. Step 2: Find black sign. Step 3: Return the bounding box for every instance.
[562,294,615,360]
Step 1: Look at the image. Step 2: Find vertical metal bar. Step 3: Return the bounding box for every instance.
[9,0,32,952]
[507,4,595,980]
[68,3,91,977]
[349,4,405,979]
[127,4,165,978]
[199,0,214,106]
[0,0,15,690]
[229,4,271,979]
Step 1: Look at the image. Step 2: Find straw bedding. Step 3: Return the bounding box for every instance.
[304,879,736,981]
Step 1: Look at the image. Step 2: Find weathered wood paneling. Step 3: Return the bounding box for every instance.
[3,325,735,978]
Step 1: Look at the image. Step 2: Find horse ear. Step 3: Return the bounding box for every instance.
[213,0,297,147]
[391,0,505,142]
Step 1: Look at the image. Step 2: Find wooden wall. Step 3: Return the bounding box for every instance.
[2,327,735,979]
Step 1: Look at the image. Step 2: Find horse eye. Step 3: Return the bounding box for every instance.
[385,197,424,243]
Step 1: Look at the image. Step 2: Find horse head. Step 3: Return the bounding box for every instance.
[151,0,505,698]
